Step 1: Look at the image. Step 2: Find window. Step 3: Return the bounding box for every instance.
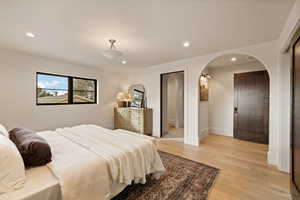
[72,78,96,103]
[36,72,97,105]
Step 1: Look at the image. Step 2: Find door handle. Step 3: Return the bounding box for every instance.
[234,107,238,113]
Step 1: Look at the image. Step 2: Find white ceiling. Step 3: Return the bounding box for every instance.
[0,0,295,71]
[207,54,262,68]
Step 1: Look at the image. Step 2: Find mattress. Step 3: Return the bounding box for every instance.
[0,165,127,200]
[0,166,60,200]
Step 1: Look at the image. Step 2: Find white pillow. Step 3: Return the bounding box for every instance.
[0,124,9,137]
[0,134,25,194]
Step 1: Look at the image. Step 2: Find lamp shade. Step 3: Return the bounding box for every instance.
[102,39,123,59]
[116,92,126,101]
[102,49,122,59]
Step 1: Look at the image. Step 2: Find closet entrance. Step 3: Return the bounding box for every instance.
[160,71,184,139]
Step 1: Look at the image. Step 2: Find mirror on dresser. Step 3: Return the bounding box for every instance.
[128,84,147,108]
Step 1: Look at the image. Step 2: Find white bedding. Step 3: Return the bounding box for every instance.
[41,125,164,200]
[0,125,165,200]
[113,129,158,145]
[40,131,111,200]
[55,125,165,185]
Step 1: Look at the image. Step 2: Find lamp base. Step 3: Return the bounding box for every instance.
[117,101,131,107]
[117,101,126,107]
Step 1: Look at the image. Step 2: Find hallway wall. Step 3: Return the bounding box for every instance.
[167,77,177,125]
[198,68,210,139]
[207,62,265,137]
[123,41,281,170]
[162,72,184,135]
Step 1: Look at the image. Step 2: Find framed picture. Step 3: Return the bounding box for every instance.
[200,76,209,101]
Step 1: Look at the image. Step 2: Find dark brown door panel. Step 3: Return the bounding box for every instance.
[234,70,269,144]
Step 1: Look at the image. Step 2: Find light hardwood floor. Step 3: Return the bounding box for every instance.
[157,134,291,200]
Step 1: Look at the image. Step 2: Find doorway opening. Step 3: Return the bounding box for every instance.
[198,54,270,145]
[160,71,184,139]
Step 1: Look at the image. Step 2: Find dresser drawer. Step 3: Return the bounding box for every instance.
[114,107,152,135]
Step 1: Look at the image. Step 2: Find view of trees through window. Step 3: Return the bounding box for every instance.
[73,78,96,103]
[37,73,97,105]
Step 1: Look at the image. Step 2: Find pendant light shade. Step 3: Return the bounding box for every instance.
[101,39,122,59]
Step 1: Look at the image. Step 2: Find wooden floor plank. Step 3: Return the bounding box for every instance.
[157,134,291,200]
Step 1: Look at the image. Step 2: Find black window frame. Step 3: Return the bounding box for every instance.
[36,72,97,105]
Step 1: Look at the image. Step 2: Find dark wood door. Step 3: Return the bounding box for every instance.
[291,31,300,200]
[234,70,269,144]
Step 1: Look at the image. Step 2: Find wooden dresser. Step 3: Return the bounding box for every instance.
[114,107,153,135]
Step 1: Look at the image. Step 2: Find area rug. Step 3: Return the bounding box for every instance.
[113,151,219,200]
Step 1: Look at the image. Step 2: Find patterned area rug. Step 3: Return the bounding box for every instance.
[113,151,219,200]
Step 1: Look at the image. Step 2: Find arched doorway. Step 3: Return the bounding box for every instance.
[198,53,270,144]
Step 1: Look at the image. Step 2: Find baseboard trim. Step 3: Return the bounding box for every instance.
[209,127,233,137]
[160,138,184,142]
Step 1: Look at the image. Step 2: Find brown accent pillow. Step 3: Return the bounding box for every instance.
[9,128,52,167]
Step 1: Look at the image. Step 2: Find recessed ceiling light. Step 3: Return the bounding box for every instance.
[25,32,35,38]
[231,57,237,62]
[183,41,190,47]
[122,60,127,64]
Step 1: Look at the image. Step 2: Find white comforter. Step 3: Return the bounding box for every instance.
[39,131,111,200]
[39,125,165,200]
[56,125,165,185]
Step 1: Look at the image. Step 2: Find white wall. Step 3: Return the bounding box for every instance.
[124,65,188,139]
[277,0,300,172]
[207,63,265,137]
[278,51,292,172]
[124,41,279,154]
[176,73,184,129]
[198,101,209,138]
[123,40,284,169]
[198,68,209,139]
[167,77,177,124]
[0,48,122,132]
[165,73,184,128]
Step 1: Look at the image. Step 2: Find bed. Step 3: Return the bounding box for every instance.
[0,125,165,200]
